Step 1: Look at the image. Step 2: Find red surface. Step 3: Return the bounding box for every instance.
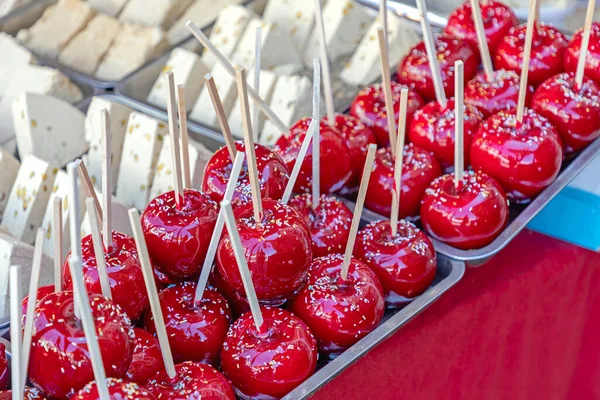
[311,230,600,400]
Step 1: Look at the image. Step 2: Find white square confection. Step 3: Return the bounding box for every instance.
[0,0,31,18]
[12,93,87,167]
[115,112,168,209]
[1,155,57,244]
[0,33,36,95]
[147,47,209,111]
[119,0,193,29]
[263,0,322,53]
[83,97,133,192]
[190,63,237,128]
[303,0,373,67]
[81,188,134,238]
[0,148,20,214]
[58,14,121,76]
[87,0,129,16]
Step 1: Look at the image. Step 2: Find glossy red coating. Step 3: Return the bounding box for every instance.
[349,82,424,148]
[409,98,484,171]
[216,198,312,304]
[221,307,318,399]
[465,69,534,118]
[397,33,480,102]
[0,388,48,399]
[146,361,235,400]
[210,267,250,318]
[354,220,437,307]
[330,113,377,194]
[21,284,55,318]
[0,344,7,391]
[288,193,353,258]
[63,231,148,321]
[420,171,510,250]
[290,254,385,357]
[564,22,600,86]
[532,73,600,154]
[125,328,163,385]
[365,145,442,219]
[494,23,568,87]
[445,0,518,53]
[202,141,289,208]
[144,282,232,365]
[142,189,218,279]
[470,108,563,203]
[275,118,351,194]
[28,291,134,399]
[73,378,155,399]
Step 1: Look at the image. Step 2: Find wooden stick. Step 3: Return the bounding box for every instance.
[236,67,263,222]
[314,0,335,127]
[312,58,321,209]
[281,121,316,205]
[390,89,409,237]
[205,74,237,161]
[534,0,542,31]
[470,0,494,81]
[67,162,82,320]
[516,0,538,123]
[380,0,389,49]
[10,265,23,400]
[76,159,102,225]
[454,60,465,188]
[20,228,44,392]
[87,198,112,300]
[166,72,185,209]
[187,21,288,134]
[253,26,262,142]
[68,256,110,400]
[128,209,177,381]
[177,85,192,189]
[416,0,448,109]
[341,144,377,280]
[53,197,63,292]
[377,27,397,154]
[576,0,596,89]
[100,110,112,251]
[221,199,263,331]
[194,152,245,304]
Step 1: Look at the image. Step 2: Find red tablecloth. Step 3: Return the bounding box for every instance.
[312,230,600,400]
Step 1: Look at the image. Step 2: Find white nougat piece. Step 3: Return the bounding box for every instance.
[190,63,237,128]
[83,97,132,192]
[260,75,313,146]
[87,0,129,16]
[17,0,96,59]
[341,13,420,86]
[147,48,208,111]
[168,0,243,45]
[150,139,213,198]
[115,112,168,209]
[12,93,87,167]
[1,155,56,244]
[232,19,302,71]
[58,14,121,76]
[202,5,254,69]
[229,69,278,138]
[0,148,20,214]
[0,33,36,96]
[95,24,169,81]
[119,0,193,29]
[303,0,373,67]
[0,0,32,18]
[263,0,321,53]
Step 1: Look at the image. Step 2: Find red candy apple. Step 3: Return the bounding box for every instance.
[354,220,437,307]
[409,98,484,171]
[125,328,163,385]
[445,0,518,53]
[288,193,353,258]
[221,307,317,399]
[210,267,249,318]
[275,118,351,194]
[73,378,155,400]
[420,171,510,250]
[365,144,442,219]
[398,33,480,102]
[21,284,55,318]
[532,73,600,153]
[564,22,600,86]
[290,254,385,357]
[0,344,7,391]
[350,82,424,148]
[494,23,568,87]
[202,141,290,207]
[146,362,235,400]
[0,388,47,399]
[470,108,563,202]
[141,189,218,279]
[63,231,148,321]
[216,198,312,305]
[144,282,232,365]
[465,69,534,118]
[28,291,134,399]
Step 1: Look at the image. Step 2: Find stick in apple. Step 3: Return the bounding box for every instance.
[516,0,538,123]
[67,161,82,319]
[377,26,397,155]
[380,0,389,49]
[177,85,192,189]
[100,110,112,250]
[165,71,185,209]
[76,159,102,224]
[53,197,63,292]
[575,0,596,90]
[86,198,112,299]
[454,60,465,188]
[206,74,237,160]
[390,88,409,237]
[312,58,321,209]
[470,0,494,81]
[253,26,262,142]
[10,265,23,400]
[281,122,316,205]
[314,0,335,127]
